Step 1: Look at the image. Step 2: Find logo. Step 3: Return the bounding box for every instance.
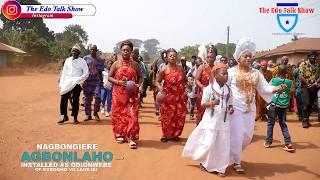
[1,0,96,19]
[258,2,315,35]
[1,0,22,20]
[276,3,299,33]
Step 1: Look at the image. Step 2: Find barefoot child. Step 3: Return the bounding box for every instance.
[182,63,234,177]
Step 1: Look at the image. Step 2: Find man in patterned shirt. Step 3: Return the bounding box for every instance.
[299,51,319,128]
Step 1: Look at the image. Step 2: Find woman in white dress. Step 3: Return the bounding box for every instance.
[182,63,234,177]
[228,38,287,173]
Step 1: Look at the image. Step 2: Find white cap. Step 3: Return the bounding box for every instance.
[72,44,81,52]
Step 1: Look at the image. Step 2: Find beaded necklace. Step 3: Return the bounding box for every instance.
[234,66,259,112]
[210,83,231,122]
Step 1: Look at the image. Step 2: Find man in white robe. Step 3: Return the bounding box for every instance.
[58,44,89,124]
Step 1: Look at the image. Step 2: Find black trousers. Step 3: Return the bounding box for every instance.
[60,85,82,118]
[301,86,317,119]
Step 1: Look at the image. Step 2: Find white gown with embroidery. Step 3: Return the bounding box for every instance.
[227,67,274,164]
[182,80,232,173]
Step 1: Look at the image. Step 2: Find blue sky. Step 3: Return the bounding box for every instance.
[1,0,319,52]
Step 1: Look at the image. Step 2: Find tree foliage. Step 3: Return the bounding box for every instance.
[179,43,236,61]
[0,0,90,65]
[113,39,144,54]
[214,43,236,58]
[179,45,199,60]
[49,24,88,60]
[0,0,54,42]
[143,39,160,58]
[113,38,161,61]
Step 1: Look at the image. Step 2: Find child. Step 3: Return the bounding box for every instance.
[101,60,113,117]
[264,64,295,152]
[182,63,234,177]
[187,75,196,120]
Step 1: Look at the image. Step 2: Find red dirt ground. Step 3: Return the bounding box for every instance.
[0,73,319,180]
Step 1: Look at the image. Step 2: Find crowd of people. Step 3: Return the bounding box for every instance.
[57,39,320,177]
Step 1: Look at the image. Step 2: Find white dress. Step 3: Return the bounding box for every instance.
[227,67,274,164]
[182,81,232,173]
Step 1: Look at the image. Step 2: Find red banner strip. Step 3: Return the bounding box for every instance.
[19,13,73,19]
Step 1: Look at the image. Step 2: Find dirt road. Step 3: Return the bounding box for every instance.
[0,73,319,180]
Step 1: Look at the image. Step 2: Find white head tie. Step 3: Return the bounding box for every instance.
[233,37,256,61]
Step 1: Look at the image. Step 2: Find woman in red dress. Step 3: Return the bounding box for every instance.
[108,40,143,149]
[156,48,187,142]
[195,47,217,125]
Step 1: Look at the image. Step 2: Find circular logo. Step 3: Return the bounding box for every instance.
[1,0,22,20]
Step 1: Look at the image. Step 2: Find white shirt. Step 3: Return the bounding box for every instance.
[59,57,89,95]
[200,81,233,130]
[187,66,197,78]
[102,69,112,89]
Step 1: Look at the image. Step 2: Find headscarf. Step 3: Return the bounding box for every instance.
[233,37,256,61]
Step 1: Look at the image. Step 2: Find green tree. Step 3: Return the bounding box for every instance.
[0,0,56,65]
[0,28,51,65]
[214,43,236,58]
[0,30,22,48]
[179,45,199,60]
[140,50,151,63]
[113,39,144,54]
[49,24,88,60]
[143,39,160,58]
[0,0,54,41]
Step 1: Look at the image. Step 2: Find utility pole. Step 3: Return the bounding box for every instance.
[226,26,230,58]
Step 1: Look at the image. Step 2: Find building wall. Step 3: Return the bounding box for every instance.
[0,52,8,68]
[273,53,307,65]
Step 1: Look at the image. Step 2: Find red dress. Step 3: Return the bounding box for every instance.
[160,68,187,138]
[195,67,211,125]
[111,59,139,141]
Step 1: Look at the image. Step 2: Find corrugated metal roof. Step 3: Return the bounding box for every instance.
[256,38,320,58]
[0,42,26,53]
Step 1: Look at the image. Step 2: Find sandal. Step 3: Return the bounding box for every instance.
[160,137,168,143]
[115,137,125,144]
[217,172,226,177]
[128,141,137,149]
[283,144,295,152]
[233,164,245,174]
